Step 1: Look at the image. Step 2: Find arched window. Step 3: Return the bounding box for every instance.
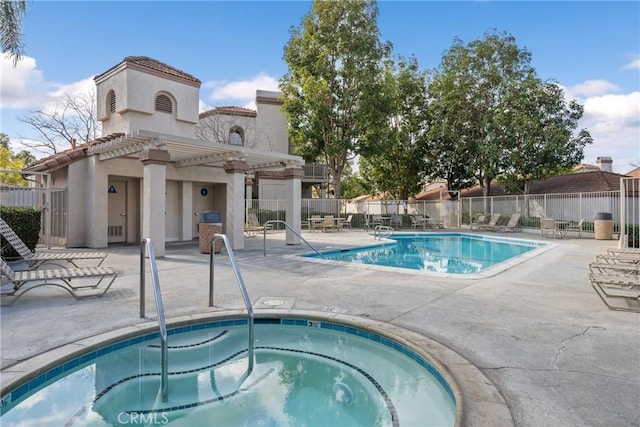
[155,94,173,113]
[229,126,244,146]
[107,90,116,114]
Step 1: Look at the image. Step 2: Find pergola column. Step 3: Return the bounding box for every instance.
[224,159,249,250]
[284,166,303,245]
[140,148,170,257]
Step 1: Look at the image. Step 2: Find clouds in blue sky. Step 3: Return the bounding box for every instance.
[1,0,638,172]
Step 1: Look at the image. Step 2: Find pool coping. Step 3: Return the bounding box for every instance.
[0,309,514,427]
[292,231,558,279]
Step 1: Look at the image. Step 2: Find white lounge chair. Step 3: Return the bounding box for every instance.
[475,214,501,231]
[492,213,521,232]
[1,257,118,302]
[470,215,487,231]
[0,218,108,269]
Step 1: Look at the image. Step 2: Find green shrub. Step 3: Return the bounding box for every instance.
[0,206,42,259]
[627,225,639,248]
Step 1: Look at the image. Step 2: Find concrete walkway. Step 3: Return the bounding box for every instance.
[1,230,639,426]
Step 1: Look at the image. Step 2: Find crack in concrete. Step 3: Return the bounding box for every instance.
[553,326,604,371]
[480,365,638,383]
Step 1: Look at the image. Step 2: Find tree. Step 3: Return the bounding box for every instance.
[428,31,535,202]
[14,149,35,165]
[425,43,478,199]
[497,75,592,194]
[18,92,100,155]
[338,163,370,200]
[0,133,27,186]
[280,0,391,199]
[0,0,26,65]
[360,56,430,200]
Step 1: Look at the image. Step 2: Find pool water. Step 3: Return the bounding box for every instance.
[1,319,455,426]
[306,233,544,274]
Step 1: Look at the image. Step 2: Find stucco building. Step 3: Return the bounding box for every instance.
[24,56,306,255]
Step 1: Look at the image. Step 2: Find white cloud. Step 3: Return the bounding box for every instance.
[0,53,95,113]
[563,79,620,99]
[622,56,640,70]
[203,72,280,108]
[0,54,47,109]
[579,91,640,173]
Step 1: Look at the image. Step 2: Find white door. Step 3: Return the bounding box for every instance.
[107,180,127,243]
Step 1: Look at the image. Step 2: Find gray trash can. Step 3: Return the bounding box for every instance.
[199,211,222,254]
[594,212,613,240]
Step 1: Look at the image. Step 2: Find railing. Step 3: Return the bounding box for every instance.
[262,220,325,258]
[303,163,328,181]
[139,238,169,402]
[209,234,254,375]
[374,225,394,240]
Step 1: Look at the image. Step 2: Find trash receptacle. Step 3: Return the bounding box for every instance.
[199,211,222,254]
[594,212,613,240]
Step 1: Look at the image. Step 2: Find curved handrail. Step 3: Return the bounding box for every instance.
[210,234,254,374]
[140,238,169,402]
[374,225,394,240]
[262,220,325,258]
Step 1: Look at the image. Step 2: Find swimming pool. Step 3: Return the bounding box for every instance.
[0,315,457,426]
[303,233,548,276]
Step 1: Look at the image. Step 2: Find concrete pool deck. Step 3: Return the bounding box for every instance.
[1,229,639,426]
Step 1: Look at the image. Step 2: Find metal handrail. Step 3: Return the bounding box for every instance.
[374,225,394,240]
[209,234,254,374]
[140,238,169,402]
[262,220,325,258]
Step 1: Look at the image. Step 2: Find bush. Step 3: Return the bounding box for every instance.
[0,206,41,259]
[627,225,639,248]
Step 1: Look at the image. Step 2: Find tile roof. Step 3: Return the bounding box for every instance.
[626,167,640,178]
[415,170,624,200]
[24,133,126,172]
[528,171,622,193]
[199,106,257,119]
[95,56,201,85]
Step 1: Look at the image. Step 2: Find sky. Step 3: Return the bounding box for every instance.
[1,0,639,174]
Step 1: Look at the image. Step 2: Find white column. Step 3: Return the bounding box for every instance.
[284,167,303,245]
[181,181,193,241]
[140,149,170,257]
[85,156,109,248]
[224,159,249,250]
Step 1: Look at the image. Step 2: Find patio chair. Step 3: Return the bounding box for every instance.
[469,215,487,231]
[1,257,118,302]
[321,215,337,232]
[244,212,272,237]
[563,219,584,239]
[492,213,521,232]
[0,218,108,269]
[339,214,353,230]
[540,218,564,238]
[410,215,428,230]
[390,215,403,229]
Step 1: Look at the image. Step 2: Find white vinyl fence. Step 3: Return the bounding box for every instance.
[619,177,640,248]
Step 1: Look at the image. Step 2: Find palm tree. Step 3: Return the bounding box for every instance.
[1,0,27,65]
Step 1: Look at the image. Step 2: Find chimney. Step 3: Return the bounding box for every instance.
[596,156,612,172]
[71,138,77,149]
